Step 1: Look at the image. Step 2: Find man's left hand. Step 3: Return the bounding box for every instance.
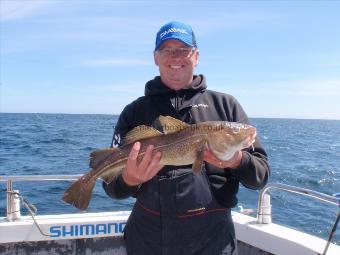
[204,150,243,169]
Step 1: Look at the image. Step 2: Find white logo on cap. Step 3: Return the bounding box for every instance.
[160,28,188,39]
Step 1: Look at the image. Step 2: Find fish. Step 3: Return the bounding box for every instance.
[62,116,256,210]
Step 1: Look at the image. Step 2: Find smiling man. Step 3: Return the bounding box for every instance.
[154,22,199,90]
[103,21,270,255]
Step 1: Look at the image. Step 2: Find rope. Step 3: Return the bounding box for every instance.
[21,197,52,237]
[6,190,52,237]
[322,209,340,255]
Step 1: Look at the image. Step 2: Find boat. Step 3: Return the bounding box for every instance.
[0,175,339,255]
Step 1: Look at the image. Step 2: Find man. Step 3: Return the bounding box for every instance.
[103,21,270,255]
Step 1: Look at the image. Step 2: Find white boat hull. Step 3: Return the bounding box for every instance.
[1,211,339,255]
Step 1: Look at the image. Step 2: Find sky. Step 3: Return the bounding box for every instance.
[1,0,340,120]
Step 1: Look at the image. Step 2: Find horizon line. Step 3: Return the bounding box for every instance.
[1,112,339,121]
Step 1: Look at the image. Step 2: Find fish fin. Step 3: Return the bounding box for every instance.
[158,115,189,134]
[90,147,120,169]
[62,174,96,210]
[192,146,205,173]
[100,168,123,184]
[124,125,163,145]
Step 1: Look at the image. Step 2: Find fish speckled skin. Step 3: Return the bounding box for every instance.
[62,116,256,210]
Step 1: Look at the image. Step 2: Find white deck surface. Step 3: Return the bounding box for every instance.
[1,211,339,255]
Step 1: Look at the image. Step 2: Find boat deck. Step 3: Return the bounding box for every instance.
[1,211,339,255]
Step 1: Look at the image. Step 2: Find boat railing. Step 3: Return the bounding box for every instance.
[1,175,339,224]
[0,175,82,221]
[257,183,340,224]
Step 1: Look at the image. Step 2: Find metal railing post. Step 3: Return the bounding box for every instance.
[6,180,13,220]
[257,183,340,224]
[1,175,82,221]
[6,180,21,221]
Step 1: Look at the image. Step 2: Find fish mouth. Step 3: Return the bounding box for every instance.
[243,130,257,148]
[251,130,257,143]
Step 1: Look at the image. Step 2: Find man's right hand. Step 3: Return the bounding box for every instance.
[122,142,163,186]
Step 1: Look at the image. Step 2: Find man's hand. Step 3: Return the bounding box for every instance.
[204,150,243,169]
[122,142,163,186]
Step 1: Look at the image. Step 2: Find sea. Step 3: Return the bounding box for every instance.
[0,113,339,244]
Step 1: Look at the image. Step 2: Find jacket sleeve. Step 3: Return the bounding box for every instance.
[228,97,270,189]
[206,94,270,208]
[102,103,140,199]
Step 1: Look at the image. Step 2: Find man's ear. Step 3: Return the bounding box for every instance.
[194,50,199,66]
[154,51,159,66]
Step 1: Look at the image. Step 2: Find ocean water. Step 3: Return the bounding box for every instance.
[0,113,339,244]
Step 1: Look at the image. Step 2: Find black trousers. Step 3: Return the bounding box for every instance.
[124,171,238,255]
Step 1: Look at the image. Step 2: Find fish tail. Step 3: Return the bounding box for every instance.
[62,175,96,210]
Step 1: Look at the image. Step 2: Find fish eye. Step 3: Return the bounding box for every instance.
[231,125,241,133]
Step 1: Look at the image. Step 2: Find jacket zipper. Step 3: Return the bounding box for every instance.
[175,91,181,112]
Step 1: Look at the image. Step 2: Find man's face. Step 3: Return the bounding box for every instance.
[154,40,199,90]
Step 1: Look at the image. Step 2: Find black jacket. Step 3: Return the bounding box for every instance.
[103,75,270,255]
[104,75,269,207]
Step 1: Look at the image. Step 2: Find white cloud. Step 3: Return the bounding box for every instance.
[81,58,152,67]
[231,77,340,119]
[241,78,340,97]
[0,0,57,21]
[314,59,340,68]
[188,9,283,35]
[75,82,145,94]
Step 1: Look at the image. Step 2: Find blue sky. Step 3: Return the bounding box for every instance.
[1,1,340,119]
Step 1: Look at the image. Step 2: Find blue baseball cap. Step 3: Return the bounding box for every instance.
[155,21,197,50]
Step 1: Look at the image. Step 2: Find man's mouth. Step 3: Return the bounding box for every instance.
[169,65,184,69]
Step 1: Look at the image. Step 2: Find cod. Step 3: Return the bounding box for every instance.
[62,116,256,210]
